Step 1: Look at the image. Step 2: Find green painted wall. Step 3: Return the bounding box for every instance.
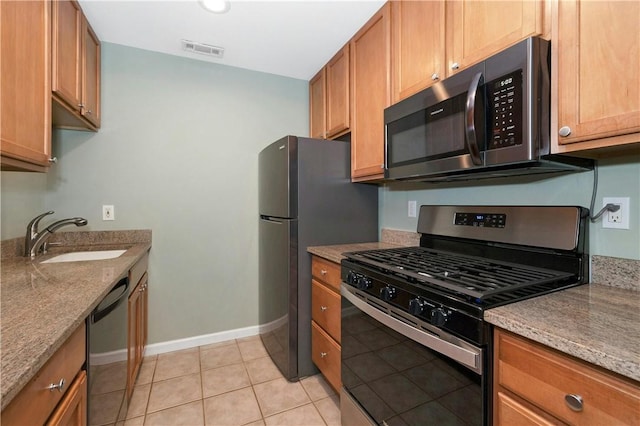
[1,43,309,345]
[379,154,640,260]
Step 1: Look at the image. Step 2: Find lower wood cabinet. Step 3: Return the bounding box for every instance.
[46,371,87,426]
[1,323,87,426]
[311,322,341,392]
[494,328,640,426]
[127,253,149,400]
[310,255,342,392]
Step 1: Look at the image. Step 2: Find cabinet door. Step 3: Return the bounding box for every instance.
[350,3,390,181]
[326,45,350,138]
[52,0,82,112]
[81,19,100,127]
[391,0,445,103]
[446,0,544,76]
[309,68,326,139]
[0,0,51,171]
[45,371,87,426]
[496,392,562,426]
[127,284,140,399]
[554,0,640,150]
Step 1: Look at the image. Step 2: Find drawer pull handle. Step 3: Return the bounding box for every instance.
[565,394,584,412]
[320,352,327,358]
[320,306,327,312]
[48,378,65,392]
[320,269,327,275]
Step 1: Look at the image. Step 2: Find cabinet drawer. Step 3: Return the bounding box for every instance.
[496,391,563,426]
[2,323,86,426]
[311,321,341,392]
[129,252,149,287]
[311,279,341,343]
[496,330,640,425]
[311,256,341,291]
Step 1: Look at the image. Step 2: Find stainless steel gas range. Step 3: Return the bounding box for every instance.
[340,205,589,426]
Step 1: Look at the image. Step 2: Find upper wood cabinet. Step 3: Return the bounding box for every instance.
[350,3,390,181]
[391,0,445,103]
[309,45,350,140]
[445,0,546,77]
[552,0,640,154]
[0,0,52,172]
[52,0,101,130]
[309,69,326,139]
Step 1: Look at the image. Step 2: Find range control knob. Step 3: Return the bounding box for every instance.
[346,271,358,285]
[356,276,372,290]
[380,286,397,301]
[408,298,426,315]
[430,308,449,326]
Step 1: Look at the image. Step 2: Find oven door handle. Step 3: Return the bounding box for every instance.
[91,277,129,324]
[341,285,483,374]
[465,72,484,166]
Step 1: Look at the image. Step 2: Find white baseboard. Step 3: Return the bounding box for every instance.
[90,321,286,365]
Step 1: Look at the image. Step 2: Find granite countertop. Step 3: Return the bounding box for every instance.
[485,283,640,383]
[307,241,403,264]
[0,231,152,410]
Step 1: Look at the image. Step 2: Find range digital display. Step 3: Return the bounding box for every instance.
[454,212,506,228]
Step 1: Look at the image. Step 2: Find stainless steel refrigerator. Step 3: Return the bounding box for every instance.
[258,135,378,381]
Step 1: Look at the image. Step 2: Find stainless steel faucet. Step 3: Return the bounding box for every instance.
[25,211,88,259]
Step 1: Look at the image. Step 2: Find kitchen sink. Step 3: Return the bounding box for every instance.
[40,250,127,263]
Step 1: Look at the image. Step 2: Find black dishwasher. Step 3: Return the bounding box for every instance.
[87,276,129,425]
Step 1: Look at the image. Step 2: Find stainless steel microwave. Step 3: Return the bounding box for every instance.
[384,37,591,182]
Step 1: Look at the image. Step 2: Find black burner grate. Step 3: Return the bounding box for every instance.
[347,247,574,300]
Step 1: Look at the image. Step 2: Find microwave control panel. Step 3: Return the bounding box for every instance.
[487,70,523,150]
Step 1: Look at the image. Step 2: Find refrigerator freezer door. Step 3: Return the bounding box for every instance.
[258,216,298,380]
[259,136,297,219]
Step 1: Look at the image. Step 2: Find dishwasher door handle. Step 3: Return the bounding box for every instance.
[92,277,129,324]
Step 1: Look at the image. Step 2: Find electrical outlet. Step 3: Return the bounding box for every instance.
[602,197,629,229]
[102,205,115,221]
[408,200,417,218]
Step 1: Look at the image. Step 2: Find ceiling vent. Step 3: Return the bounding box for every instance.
[181,39,224,58]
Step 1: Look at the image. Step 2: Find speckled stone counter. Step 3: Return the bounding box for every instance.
[0,230,152,410]
[307,228,418,264]
[307,242,402,264]
[485,283,640,383]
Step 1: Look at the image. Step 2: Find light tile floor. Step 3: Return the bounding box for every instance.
[92,335,339,426]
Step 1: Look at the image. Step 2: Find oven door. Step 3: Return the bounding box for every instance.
[341,284,487,426]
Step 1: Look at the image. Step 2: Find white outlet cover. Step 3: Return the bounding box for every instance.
[408,200,417,218]
[103,205,115,221]
[602,197,630,229]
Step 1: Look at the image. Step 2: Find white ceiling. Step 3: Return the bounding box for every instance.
[78,0,386,81]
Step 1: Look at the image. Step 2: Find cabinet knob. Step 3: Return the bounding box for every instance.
[47,378,65,392]
[320,306,327,312]
[48,157,57,164]
[559,126,572,137]
[86,110,92,115]
[320,352,327,358]
[451,62,460,70]
[78,103,85,108]
[564,394,584,412]
[320,269,327,276]
[431,73,439,81]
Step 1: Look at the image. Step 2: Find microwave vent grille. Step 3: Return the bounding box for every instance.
[181,39,224,58]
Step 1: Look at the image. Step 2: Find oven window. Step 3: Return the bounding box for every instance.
[386,93,468,168]
[342,306,485,426]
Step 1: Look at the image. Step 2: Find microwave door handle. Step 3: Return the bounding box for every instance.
[465,72,484,166]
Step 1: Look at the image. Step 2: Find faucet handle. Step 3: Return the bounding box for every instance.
[27,211,54,236]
